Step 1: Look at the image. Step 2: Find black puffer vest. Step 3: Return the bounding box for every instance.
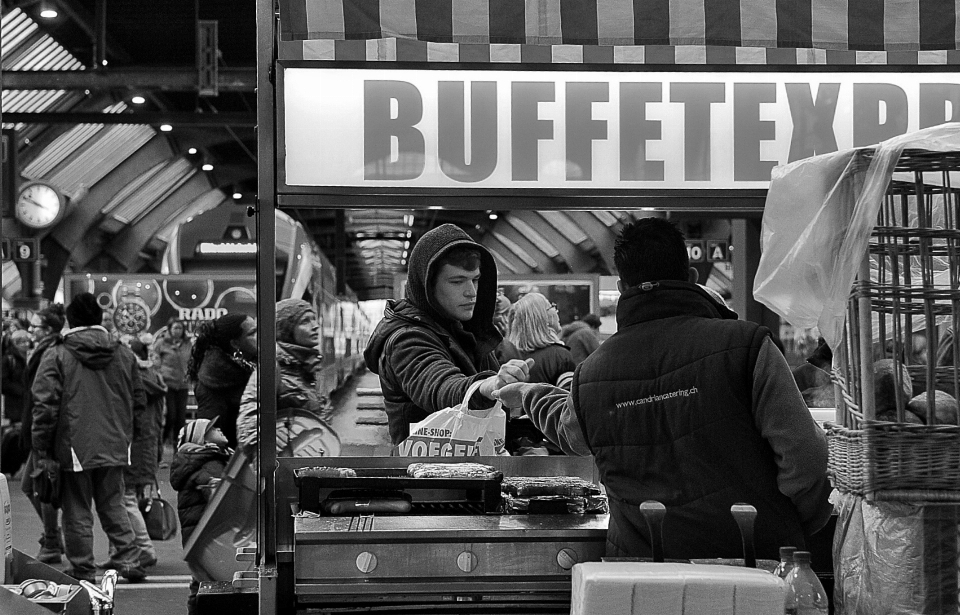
[574,281,807,560]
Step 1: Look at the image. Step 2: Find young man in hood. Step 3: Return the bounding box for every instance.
[364,223,532,445]
[496,218,833,563]
[31,292,149,583]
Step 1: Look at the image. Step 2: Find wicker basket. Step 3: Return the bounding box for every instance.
[828,149,960,503]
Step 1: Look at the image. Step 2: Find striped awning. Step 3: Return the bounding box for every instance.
[279,0,960,52]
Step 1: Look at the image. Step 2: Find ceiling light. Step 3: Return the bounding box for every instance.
[131,95,146,105]
[38,2,57,18]
[187,147,198,155]
[489,213,498,220]
[202,163,214,171]
[160,124,173,132]
[233,192,242,200]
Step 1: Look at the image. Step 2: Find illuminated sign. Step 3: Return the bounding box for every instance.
[196,242,258,254]
[282,68,959,190]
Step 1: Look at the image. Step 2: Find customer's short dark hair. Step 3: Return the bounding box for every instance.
[614,218,689,288]
[430,245,481,287]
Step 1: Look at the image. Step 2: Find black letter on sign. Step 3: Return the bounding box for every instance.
[734,82,777,181]
[853,84,908,147]
[919,83,960,129]
[566,82,609,181]
[785,83,840,162]
[512,82,555,181]
[364,80,425,180]
[670,83,725,181]
[620,82,664,181]
[438,81,498,183]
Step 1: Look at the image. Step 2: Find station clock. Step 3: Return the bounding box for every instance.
[15,181,66,229]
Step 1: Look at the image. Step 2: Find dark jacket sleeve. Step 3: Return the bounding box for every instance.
[1,354,24,398]
[31,348,63,455]
[127,369,165,486]
[752,337,834,536]
[382,327,495,415]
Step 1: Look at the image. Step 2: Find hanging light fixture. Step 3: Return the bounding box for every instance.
[38,0,58,19]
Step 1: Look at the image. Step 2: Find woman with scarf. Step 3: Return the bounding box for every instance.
[237,299,338,456]
[187,313,257,449]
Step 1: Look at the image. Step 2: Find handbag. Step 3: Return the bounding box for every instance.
[138,488,178,541]
[396,380,507,457]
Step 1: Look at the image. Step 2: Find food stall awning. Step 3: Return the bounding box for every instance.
[279,0,959,52]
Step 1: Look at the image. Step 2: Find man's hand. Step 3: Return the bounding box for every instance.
[38,457,59,477]
[479,359,534,399]
[137,483,155,501]
[492,382,531,409]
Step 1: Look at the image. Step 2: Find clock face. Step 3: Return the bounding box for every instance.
[16,182,64,229]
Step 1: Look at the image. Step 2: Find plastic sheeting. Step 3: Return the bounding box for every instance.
[832,492,959,615]
[753,123,960,350]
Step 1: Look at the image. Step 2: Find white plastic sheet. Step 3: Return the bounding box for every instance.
[753,123,960,349]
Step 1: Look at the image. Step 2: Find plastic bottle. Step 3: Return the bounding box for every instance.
[774,546,796,580]
[783,550,829,615]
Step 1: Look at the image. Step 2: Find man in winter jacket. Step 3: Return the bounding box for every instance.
[496,218,833,562]
[31,293,148,583]
[364,223,532,444]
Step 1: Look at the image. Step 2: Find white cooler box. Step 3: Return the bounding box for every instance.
[571,562,784,615]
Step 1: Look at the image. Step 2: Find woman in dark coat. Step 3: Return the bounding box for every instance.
[154,318,192,445]
[187,313,257,448]
[237,299,336,455]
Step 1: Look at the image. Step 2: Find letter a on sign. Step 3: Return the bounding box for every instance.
[707,240,729,262]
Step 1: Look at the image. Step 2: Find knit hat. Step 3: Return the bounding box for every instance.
[276,299,313,344]
[178,417,218,447]
[66,293,103,328]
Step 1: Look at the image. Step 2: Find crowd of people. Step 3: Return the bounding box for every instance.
[1,217,834,607]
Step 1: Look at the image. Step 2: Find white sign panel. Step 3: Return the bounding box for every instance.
[282,67,959,190]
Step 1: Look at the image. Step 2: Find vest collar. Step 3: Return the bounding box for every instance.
[616,281,738,328]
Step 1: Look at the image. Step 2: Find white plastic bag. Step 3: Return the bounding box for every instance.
[396,380,506,457]
[753,123,960,349]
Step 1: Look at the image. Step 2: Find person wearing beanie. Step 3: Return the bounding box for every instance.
[187,312,257,448]
[31,292,149,583]
[20,303,66,564]
[237,299,337,455]
[363,223,533,444]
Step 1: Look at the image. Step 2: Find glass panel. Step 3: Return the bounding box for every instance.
[269,206,737,458]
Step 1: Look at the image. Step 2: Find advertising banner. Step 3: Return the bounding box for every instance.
[282,67,959,191]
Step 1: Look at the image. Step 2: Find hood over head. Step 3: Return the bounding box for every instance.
[405,223,499,336]
[62,326,119,370]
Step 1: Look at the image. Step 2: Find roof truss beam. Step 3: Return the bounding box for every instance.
[2,67,256,91]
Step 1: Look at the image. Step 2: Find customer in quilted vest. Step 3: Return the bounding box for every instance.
[237,299,335,455]
[496,218,833,561]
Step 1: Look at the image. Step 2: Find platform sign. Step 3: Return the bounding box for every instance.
[686,240,705,263]
[10,238,38,263]
[706,240,730,262]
